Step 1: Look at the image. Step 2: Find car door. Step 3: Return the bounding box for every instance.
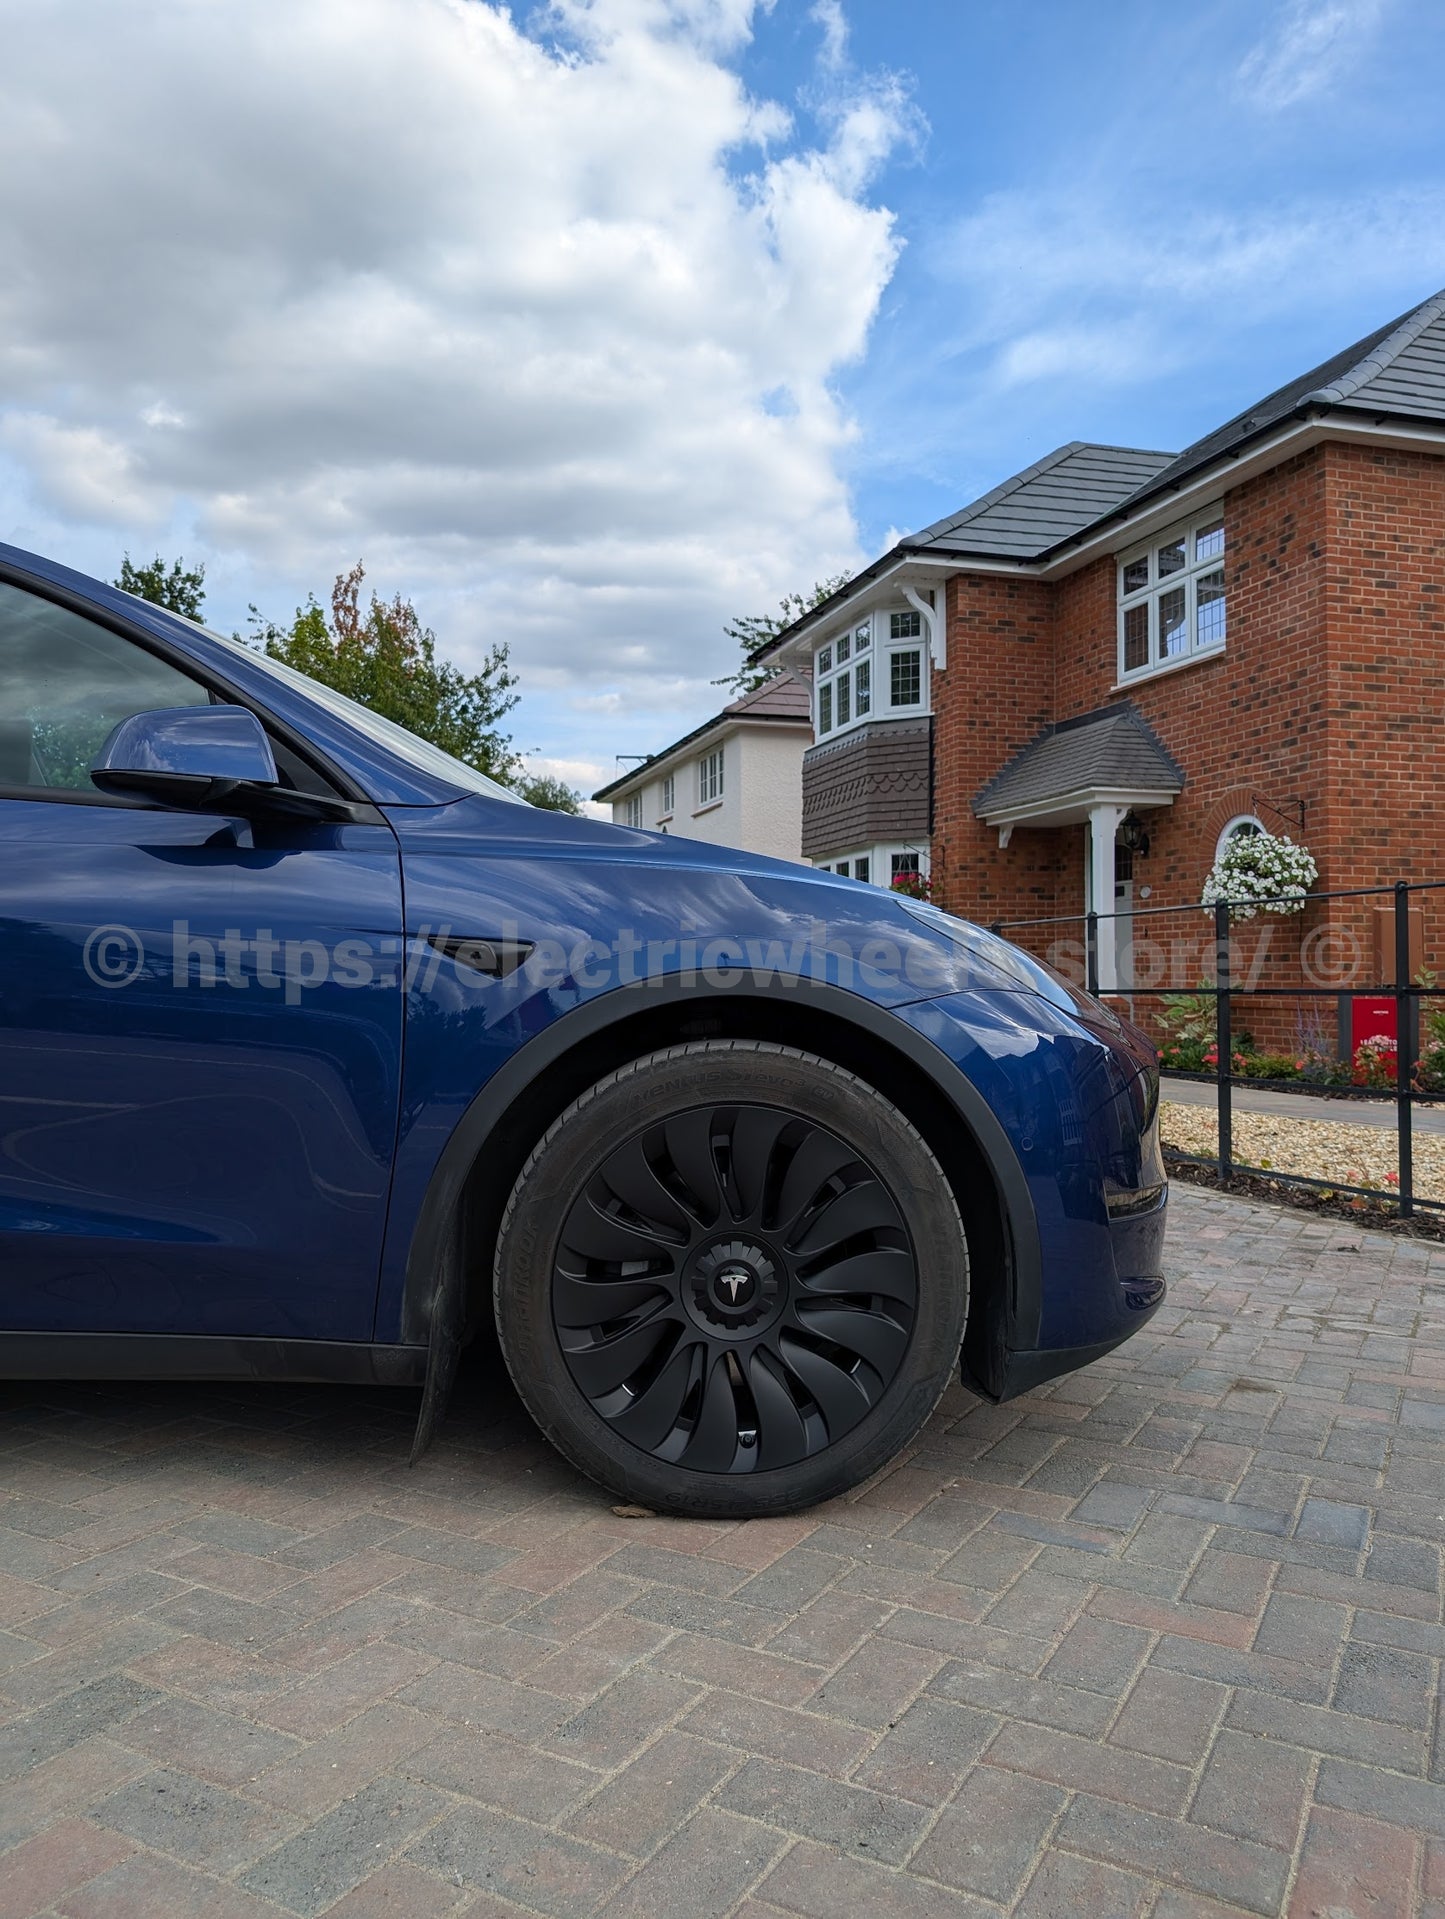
[0,578,405,1342]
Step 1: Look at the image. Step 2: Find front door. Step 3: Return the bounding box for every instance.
[0,580,404,1340]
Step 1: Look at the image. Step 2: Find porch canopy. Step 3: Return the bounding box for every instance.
[973,701,1183,987]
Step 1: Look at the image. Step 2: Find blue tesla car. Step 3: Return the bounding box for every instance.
[0,543,1166,1516]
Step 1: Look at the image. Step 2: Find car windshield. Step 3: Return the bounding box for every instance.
[199,623,525,804]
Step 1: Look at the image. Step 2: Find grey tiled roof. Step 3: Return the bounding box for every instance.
[1092,287,1445,537]
[902,442,1176,560]
[973,702,1184,818]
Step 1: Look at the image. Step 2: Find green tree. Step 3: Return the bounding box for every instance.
[253,562,522,787]
[716,574,851,695]
[116,553,206,621]
[515,772,582,814]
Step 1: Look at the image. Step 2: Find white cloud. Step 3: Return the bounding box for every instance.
[930,184,1445,394]
[0,0,911,767]
[1236,0,1389,110]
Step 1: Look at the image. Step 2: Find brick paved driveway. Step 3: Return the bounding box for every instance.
[2,1185,1443,1919]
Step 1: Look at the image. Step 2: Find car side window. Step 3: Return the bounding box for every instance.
[0,582,212,795]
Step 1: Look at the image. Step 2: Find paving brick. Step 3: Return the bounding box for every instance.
[1108,1669,1225,1767]
[601,1806,781,1919]
[935,1526,1039,1591]
[1069,1482,1155,1530]
[0,1816,134,1919]
[1059,1793,1291,1916]
[92,1765,299,1872]
[305,1863,467,1918]
[1148,1631,1331,1705]
[561,1729,734,1857]
[910,1764,1066,1903]
[1038,1613,1151,1695]
[1288,1806,1418,1919]
[1252,1592,1349,1668]
[259,1642,436,1737]
[680,1690,873,1778]
[1225,1689,1426,1771]
[1314,1757,1445,1838]
[762,1591,890,1665]
[624,1585,781,1646]
[241,1776,448,1916]
[248,1702,437,1815]
[928,1662,1114,1737]
[732,1548,848,1612]
[1012,1849,1153,1919]
[1294,1496,1371,1550]
[406,1804,629,1918]
[649,1632,821,1706]
[546,1667,699,1768]
[757,1838,994,1919]
[117,1694,303,1787]
[407,1727,596,1821]
[807,1636,940,1728]
[1181,1549,1275,1616]
[54,1852,283,1919]
[396,1664,569,1742]
[1187,1730,1313,1851]
[0,1676,161,1781]
[1331,1639,1436,1730]
[987,1719,1193,1815]
[381,1529,520,1576]
[717,1756,928,1863]
[851,1695,997,1805]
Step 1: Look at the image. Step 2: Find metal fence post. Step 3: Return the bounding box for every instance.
[1395,880,1414,1218]
[1214,900,1233,1182]
[1085,911,1099,998]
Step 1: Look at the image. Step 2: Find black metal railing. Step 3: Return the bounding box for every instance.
[990,878,1445,1220]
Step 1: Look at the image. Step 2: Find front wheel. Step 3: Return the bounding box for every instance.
[492,1041,969,1518]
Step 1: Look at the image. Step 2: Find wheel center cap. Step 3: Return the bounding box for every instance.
[689,1240,782,1336]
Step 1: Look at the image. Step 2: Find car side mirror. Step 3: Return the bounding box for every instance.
[91,705,280,811]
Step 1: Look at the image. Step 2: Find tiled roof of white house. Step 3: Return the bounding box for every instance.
[591,670,812,803]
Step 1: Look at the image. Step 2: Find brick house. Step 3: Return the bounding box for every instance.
[756,289,1445,1036]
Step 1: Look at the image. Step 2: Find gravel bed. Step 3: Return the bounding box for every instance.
[1160,1099,1445,1202]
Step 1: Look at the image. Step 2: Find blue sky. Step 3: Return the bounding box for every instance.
[2,0,1443,799]
[756,0,1445,562]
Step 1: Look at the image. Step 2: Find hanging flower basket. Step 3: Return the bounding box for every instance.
[1200,829,1317,920]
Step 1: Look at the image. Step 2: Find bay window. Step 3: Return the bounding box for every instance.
[814,608,927,739]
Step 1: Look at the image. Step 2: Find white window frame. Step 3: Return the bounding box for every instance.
[659,773,675,820]
[622,793,642,828]
[1117,507,1226,684]
[813,608,928,742]
[811,842,930,889]
[1215,813,1264,861]
[696,744,724,809]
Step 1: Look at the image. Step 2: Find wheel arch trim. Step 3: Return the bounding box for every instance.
[398,978,1042,1375]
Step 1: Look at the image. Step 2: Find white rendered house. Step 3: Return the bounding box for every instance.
[593,673,812,864]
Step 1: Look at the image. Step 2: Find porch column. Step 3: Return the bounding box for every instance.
[1088,803,1128,992]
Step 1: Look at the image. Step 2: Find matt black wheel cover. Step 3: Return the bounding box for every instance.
[550,1102,918,1475]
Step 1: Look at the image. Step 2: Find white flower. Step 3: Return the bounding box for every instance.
[1200,831,1318,920]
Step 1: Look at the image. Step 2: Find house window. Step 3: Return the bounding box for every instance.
[697,745,723,807]
[814,610,925,738]
[812,845,926,888]
[1118,510,1226,680]
[1216,814,1264,861]
[660,773,674,817]
[622,794,642,828]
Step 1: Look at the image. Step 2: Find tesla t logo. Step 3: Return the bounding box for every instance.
[720,1272,748,1301]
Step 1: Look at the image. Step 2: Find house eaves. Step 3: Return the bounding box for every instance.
[591,707,811,803]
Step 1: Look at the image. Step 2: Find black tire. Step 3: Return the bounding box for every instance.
[492,1041,969,1518]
